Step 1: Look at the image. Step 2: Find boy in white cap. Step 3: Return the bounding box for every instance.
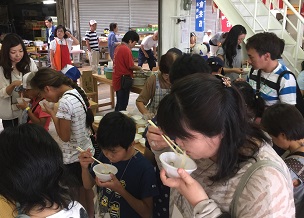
[85,20,99,73]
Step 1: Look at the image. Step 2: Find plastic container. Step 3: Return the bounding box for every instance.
[134,133,142,143]
[104,67,113,80]
[97,64,101,75]
[16,98,31,104]
[39,99,55,110]
[133,77,146,86]
[108,61,113,69]
[159,152,197,178]
[93,164,118,182]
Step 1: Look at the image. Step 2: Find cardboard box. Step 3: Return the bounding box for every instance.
[104,52,110,60]
[89,100,98,115]
[26,46,36,52]
[148,24,158,28]
[80,70,95,93]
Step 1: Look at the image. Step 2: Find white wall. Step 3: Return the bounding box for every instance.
[160,0,191,54]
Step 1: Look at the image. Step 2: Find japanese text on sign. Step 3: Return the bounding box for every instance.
[195,0,206,32]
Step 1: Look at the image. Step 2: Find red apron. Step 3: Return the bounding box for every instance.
[54,38,72,71]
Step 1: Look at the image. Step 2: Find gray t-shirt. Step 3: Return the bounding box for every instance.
[217,46,243,81]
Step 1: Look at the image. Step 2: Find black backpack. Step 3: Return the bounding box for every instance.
[249,69,304,117]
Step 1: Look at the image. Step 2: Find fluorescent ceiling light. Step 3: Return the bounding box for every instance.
[43,0,56,4]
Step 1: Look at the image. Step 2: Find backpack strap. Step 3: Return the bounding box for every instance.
[230,160,288,217]
[286,151,304,158]
[64,92,95,135]
[248,69,262,99]
[27,98,45,122]
[276,70,293,95]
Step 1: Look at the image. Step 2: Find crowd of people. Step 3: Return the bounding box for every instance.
[0,17,304,218]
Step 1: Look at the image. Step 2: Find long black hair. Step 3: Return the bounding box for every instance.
[222,25,246,68]
[157,73,270,182]
[30,68,94,128]
[0,124,74,214]
[0,33,31,80]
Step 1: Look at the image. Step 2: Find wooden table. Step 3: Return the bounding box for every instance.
[92,122,145,154]
[92,74,144,109]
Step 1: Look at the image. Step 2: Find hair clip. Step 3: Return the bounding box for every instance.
[222,77,231,87]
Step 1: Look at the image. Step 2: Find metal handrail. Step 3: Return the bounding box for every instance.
[230,0,303,74]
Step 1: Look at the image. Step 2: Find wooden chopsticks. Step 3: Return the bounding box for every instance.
[148,120,184,155]
[76,146,105,166]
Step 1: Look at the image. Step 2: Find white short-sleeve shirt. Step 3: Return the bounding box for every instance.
[141,35,158,50]
[50,37,73,53]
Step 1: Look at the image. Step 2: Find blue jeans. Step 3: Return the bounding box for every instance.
[138,49,156,70]
[115,88,130,111]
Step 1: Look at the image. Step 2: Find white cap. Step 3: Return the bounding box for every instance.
[207,29,212,32]
[22,72,35,89]
[89,20,97,25]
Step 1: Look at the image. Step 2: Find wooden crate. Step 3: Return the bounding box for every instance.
[80,70,95,93]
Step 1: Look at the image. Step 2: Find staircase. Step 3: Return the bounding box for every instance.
[213,0,304,74]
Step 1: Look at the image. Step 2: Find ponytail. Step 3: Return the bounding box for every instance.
[31,68,94,128]
[70,82,94,128]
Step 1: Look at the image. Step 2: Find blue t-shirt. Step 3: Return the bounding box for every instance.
[108,31,118,60]
[90,151,159,218]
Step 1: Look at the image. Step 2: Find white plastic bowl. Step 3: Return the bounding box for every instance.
[137,127,145,134]
[139,138,146,147]
[16,97,31,104]
[131,114,142,121]
[136,119,147,127]
[134,133,142,143]
[242,68,251,75]
[94,116,103,123]
[39,99,54,110]
[159,152,197,178]
[93,164,118,182]
[120,110,130,116]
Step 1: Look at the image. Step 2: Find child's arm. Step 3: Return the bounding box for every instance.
[96,174,153,218]
[50,115,71,142]
[17,100,48,126]
[79,149,96,189]
[27,111,47,126]
[43,102,71,142]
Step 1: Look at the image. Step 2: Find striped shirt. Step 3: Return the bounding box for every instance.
[85,31,99,51]
[56,89,94,164]
[248,63,297,106]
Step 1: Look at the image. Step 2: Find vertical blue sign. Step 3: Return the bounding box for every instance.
[195,0,206,32]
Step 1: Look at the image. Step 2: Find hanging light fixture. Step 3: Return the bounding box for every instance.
[43,0,56,4]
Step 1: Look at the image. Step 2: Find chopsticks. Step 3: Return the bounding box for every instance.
[76,146,104,166]
[148,120,184,155]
